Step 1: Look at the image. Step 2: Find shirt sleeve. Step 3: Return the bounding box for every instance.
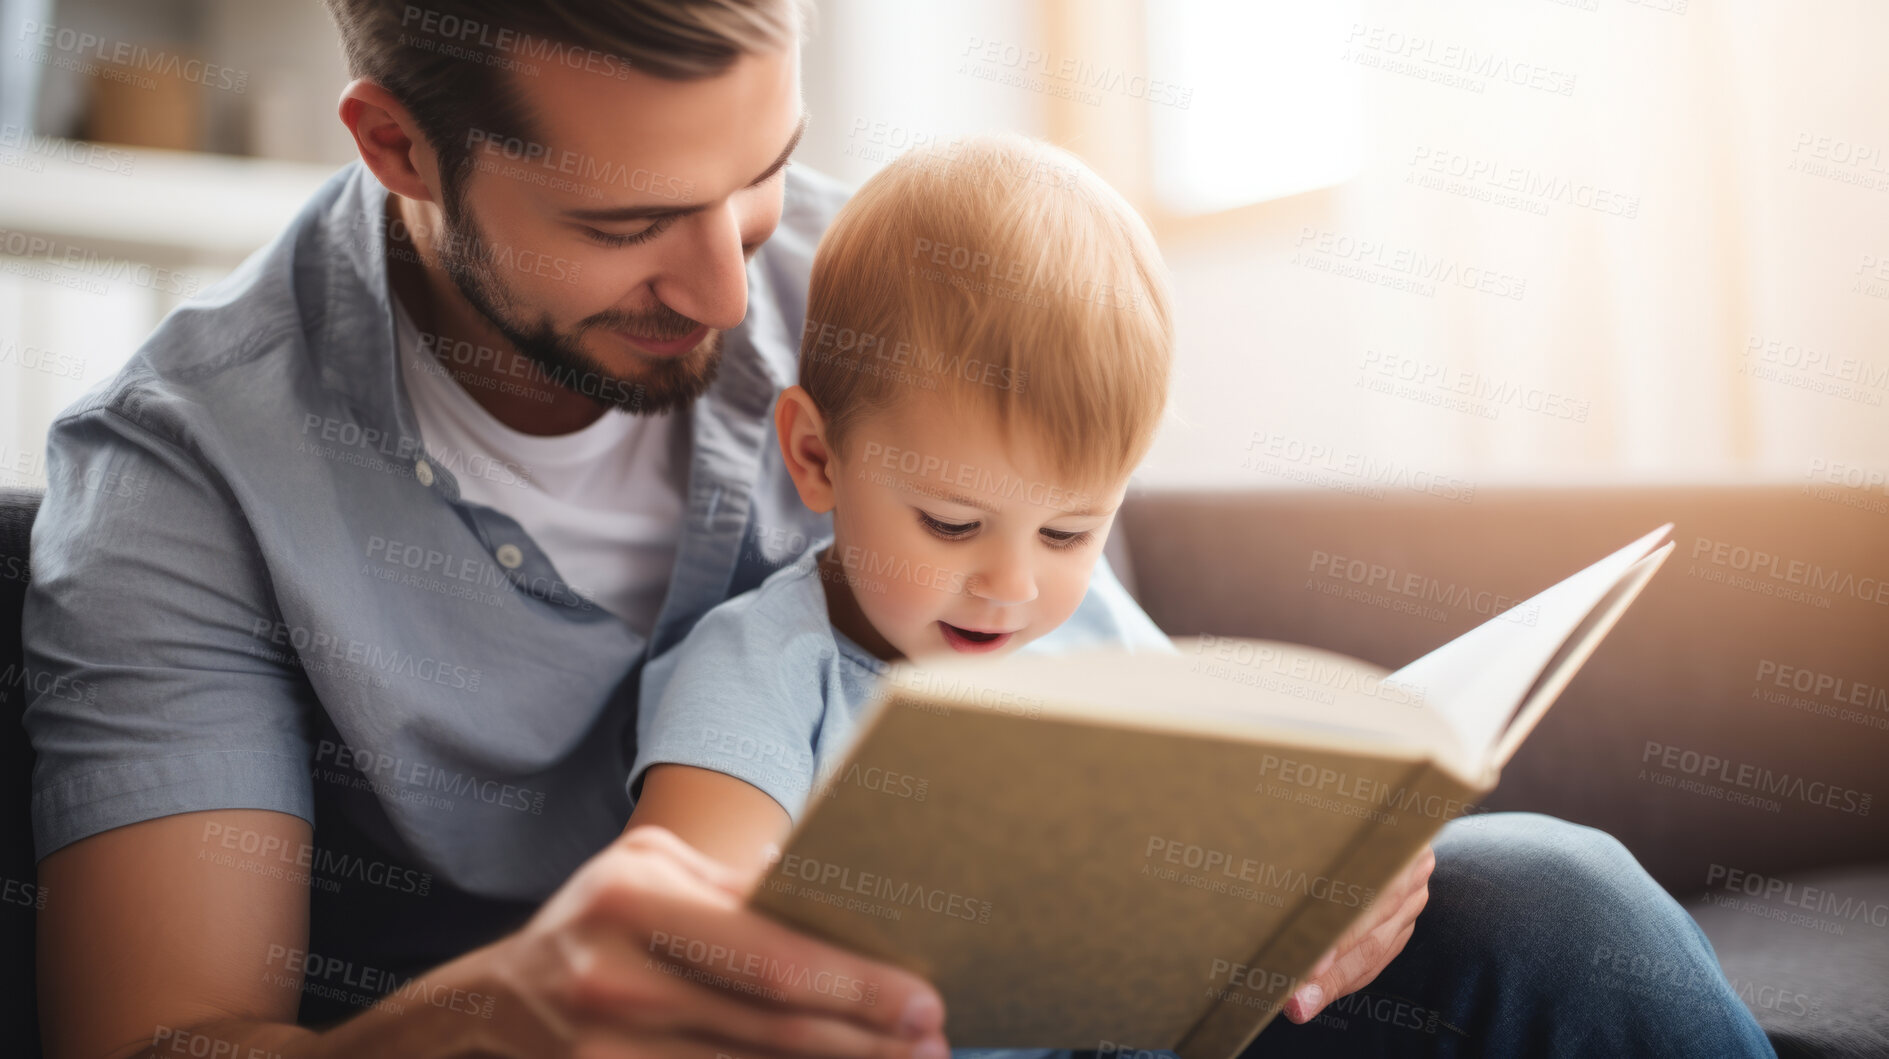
[24,407,316,861]
[629,596,824,820]
[1027,553,1177,655]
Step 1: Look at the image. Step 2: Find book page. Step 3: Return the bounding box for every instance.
[1488,542,1673,770]
[1380,524,1673,763]
[872,641,1464,765]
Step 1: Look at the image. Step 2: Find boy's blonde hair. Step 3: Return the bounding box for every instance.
[799,133,1172,491]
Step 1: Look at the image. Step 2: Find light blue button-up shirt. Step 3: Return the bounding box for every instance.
[23,160,1168,927]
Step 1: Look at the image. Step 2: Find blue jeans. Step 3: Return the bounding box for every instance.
[1001,812,1776,1059]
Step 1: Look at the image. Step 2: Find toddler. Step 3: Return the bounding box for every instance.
[626,133,1175,884]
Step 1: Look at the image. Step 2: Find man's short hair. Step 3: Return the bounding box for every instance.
[800,133,1174,492]
[322,0,808,204]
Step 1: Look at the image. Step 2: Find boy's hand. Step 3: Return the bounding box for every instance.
[1283,844,1436,1024]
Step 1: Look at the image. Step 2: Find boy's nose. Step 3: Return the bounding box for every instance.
[970,548,1038,606]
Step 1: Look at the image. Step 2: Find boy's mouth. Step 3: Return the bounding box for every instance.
[938,621,1014,653]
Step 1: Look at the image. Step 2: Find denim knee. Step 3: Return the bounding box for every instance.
[1429,811,1696,967]
[1420,811,1772,1057]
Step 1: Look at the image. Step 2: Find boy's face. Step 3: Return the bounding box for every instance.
[823,399,1130,662]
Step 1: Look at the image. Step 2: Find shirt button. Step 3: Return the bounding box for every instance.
[414,459,435,487]
[495,543,524,569]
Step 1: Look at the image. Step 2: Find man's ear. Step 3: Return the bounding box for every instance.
[774,385,837,513]
[337,78,440,205]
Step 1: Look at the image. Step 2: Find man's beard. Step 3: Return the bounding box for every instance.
[433,191,722,416]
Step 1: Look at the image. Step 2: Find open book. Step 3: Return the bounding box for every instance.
[749,525,1676,1058]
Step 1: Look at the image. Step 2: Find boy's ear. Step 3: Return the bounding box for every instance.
[774,385,837,513]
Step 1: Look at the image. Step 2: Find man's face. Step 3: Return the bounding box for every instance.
[430,44,803,414]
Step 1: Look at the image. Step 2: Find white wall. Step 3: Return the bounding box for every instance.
[796,0,1043,189]
[6,0,1886,499]
[798,0,1889,494]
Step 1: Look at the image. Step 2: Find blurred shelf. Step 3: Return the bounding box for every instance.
[0,139,342,266]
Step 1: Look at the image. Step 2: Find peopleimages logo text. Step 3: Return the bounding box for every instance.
[1642,742,1871,815]
[1691,536,1889,607]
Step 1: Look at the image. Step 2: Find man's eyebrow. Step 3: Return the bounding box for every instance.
[904,482,1113,518]
[748,113,808,189]
[560,114,808,224]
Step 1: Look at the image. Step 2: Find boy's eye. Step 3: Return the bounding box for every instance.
[1040,528,1094,548]
[918,511,979,538]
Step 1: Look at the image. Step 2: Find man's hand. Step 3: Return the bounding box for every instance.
[1283,844,1435,1024]
[444,823,950,1058]
[40,810,943,1059]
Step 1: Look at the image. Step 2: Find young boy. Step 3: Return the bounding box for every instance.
[625,133,1175,879]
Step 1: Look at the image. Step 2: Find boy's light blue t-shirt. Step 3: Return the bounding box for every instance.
[629,539,1179,1059]
[629,536,1176,822]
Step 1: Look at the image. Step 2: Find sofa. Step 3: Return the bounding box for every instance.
[1113,483,1889,1059]
[1,488,42,1055]
[3,483,1884,1056]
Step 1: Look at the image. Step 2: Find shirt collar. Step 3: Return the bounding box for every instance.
[302,162,421,448]
[296,160,803,650]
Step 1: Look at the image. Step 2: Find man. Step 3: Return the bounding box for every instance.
[23,1,1773,1057]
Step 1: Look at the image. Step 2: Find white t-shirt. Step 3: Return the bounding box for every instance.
[393,297,688,637]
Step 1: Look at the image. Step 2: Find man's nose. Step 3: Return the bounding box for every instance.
[651,205,749,332]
